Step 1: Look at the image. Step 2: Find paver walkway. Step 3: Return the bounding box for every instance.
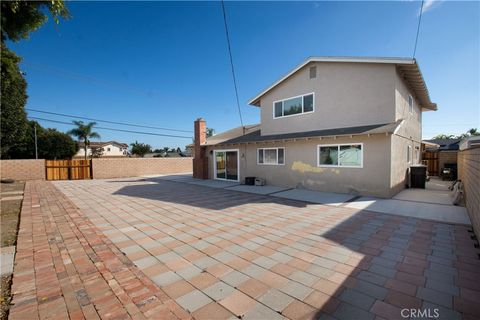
[10,178,480,320]
[9,181,189,320]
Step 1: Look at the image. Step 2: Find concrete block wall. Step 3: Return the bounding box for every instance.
[458,146,480,236]
[92,158,192,179]
[0,160,45,180]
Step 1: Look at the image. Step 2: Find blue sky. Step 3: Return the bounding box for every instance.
[9,1,479,149]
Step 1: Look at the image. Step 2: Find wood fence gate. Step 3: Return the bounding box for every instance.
[45,159,92,180]
[422,151,439,176]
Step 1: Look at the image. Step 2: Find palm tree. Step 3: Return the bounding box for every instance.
[67,121,100,160]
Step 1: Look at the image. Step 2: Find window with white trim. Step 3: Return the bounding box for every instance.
[258,148,285,165]
[407,145,412,163]
[274,93,314,118]
[317,144,363,168]
[408,95,413,114]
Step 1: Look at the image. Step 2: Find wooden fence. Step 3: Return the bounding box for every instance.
[45,159,92,180]
[422,151,439,176]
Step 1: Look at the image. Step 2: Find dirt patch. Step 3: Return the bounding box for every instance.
[0,181,24,247]
[0,181,24,194]
[0,181,24,319]
[0,275,12,320]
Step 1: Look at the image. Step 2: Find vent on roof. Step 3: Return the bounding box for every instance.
[309,66,317,79]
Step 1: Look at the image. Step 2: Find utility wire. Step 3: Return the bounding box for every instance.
[413,0,424,59]
[221,0,244,129]
[26,108,193,133]
[29,116,193,139]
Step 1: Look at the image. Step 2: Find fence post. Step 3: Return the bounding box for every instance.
[90,159,93,179]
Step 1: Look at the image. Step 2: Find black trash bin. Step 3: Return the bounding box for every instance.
[245,177,255,185]
[410,165,427,189]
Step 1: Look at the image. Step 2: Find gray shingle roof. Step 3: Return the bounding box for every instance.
[214,122,399,145]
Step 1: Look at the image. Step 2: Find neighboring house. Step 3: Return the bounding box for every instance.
[75,141,129,158]
[422,138,460,176]
[459,136,480,150]
[193,57,437,198]
[185,143,194,157]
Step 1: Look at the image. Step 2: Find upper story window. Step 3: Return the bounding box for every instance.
[408,95,413,114]
[273,93,314,119]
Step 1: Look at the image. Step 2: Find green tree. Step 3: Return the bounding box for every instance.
[1,1,69,42]
[431,134,455,140]
[38,128,78,159]
[67,121,100,160]
[0,46,28,158]
[457,128,479,139]
[206,128,215,137]
[1,0,69,159]
[130,141,151,158]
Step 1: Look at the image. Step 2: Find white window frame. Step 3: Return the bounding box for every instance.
[273,93,315,119]
[213,149,240,182]
[408,95,413,114]
[317,143,363,168]
[407,145,412,164]
[257,147,285,166]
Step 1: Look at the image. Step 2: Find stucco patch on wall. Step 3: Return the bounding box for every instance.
[291,161,339,174]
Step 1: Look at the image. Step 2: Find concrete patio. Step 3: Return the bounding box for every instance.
[9,178,480,319]
[149,174,470,226]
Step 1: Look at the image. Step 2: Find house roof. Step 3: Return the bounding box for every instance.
[422,138,460,151]
[248,56,437,111]
[212,121,401,146]
[204,124,261,146]
[78,141,128,148]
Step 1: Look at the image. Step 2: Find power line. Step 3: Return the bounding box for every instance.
[413,0,424,58]
[28,116,193,139]
[221,0,244,129]
[23,62,157,97]
[26,108,193,133]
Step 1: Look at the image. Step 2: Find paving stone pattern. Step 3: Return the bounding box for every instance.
[9,178,480,320]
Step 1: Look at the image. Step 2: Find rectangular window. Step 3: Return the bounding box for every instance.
[408,95,413,114]
[318,144,363,168]
[407,146,412,164]
[273,93,314,118]
[309,66,317,79]
[258,148,285,165]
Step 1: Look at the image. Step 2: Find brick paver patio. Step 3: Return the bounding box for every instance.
[9,178,480,319]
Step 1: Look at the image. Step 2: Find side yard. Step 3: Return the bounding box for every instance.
[0,181,25,320]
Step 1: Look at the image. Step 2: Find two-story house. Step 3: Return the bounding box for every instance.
[193,57,437,198]
[75,141,129,158]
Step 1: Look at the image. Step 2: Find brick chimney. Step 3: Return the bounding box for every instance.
[193,118,208,179]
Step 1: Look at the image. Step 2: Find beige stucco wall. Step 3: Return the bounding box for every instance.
[0,160,45,180]
[390,135,421,195]
[259,62,397,135]
[92,158,192,179]
[207,134,393,197]
[394,70,422,142]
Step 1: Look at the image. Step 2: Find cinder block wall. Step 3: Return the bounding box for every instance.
[92,158,193,179]
[458,147,480,236]
[0,160,45,180]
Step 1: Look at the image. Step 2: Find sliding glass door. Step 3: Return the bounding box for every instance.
[214,150,239,181]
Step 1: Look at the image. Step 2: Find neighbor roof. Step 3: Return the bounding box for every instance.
[78,141,128,148]
[214,121,401,146]
[423,138,460,151]
[248,56,437,111]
